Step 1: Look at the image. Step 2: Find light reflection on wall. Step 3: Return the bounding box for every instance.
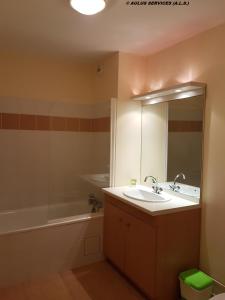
[130,68,146,96]
[146,68,199,93]
[148,80,164,91]
[131,88,142,96]
[176,67,198,83]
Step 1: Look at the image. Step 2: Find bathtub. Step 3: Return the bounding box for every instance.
[0,200,102,235]
[48,200,96,220]
[0,200,104,287]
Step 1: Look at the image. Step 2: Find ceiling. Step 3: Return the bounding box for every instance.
[0,0,225,60]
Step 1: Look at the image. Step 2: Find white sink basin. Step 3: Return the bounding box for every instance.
[159,182,200,199]
[123,188,171,202]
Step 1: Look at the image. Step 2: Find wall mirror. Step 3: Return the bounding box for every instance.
[138,82,206,202]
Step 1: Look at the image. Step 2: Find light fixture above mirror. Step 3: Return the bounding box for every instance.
[70,0,106,15]
[132,82,206,105]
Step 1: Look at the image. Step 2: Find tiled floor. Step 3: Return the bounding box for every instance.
[0,261,146,300]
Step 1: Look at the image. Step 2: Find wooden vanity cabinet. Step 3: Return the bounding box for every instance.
[103,195,201,300]
[124,211,156,297]
[104,199,156,297]
[103,200,126,270]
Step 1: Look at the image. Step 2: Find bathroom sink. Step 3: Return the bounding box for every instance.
[159,182,200,199]
[123,188,171,202]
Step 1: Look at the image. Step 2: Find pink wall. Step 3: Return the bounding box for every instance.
[145,23,225,284]
[94,53,119,102]
[0,51,96,103]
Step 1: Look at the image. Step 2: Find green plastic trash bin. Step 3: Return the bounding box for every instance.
[179,269,213,300]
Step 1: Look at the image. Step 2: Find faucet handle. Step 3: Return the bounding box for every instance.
[169,184,180,192]
[153,185,163,194]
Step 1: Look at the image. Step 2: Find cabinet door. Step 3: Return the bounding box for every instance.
[103,201,126,271]
[124,213,156,298]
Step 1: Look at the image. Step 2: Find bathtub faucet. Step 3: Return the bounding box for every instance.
[88,194,102,213]
[88,193,96,205]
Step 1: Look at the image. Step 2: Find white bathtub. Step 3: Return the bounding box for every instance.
[0,200,104,287]
[0,205,48,234]
[0,200,101,235]
[48,200,94,220]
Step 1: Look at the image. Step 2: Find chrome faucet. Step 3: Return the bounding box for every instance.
[88,193,102,213]
[144,176,163,194]
[169,173,186,192]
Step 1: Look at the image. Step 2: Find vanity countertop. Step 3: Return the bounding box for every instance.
[103,186,200,216]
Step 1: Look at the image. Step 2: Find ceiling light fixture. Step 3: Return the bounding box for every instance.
[70,0,106,15]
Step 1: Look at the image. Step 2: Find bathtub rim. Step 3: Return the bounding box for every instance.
[0,211,104,237]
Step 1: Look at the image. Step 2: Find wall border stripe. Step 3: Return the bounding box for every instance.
[169,120,203,132]
[0,113,110,132]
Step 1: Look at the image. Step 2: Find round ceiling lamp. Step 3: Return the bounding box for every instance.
[70,0,106,15]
